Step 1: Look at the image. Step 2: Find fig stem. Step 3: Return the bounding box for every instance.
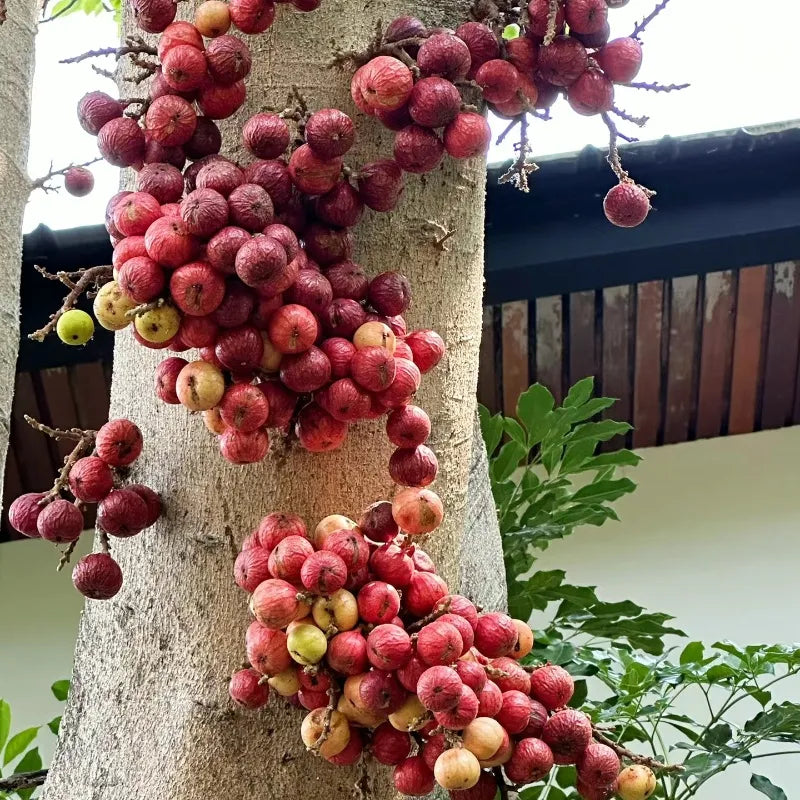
[592,725,684,773]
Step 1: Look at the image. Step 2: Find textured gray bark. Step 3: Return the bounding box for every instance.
[0,0,36,501]
[43,2,504,797]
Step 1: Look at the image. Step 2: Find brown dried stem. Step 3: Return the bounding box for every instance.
[329,22,424,74]
[309,684,340,754]
[29,265,112,342]
[92,64,116,80]
[60,35,157,64]
[498,114,538,192]
[543,0,560,46]
[0,770,48,792]
[612,105,649,128]
[30,157,103,194]
[99,530,111,554]
[629,80,690,93]
[592,726,684,774]
[57,539,79,571]
[601,112,628,183]
[125,297,166,319]
[23,415,91,443]
[407,597,452,632]
[631,0,673,39]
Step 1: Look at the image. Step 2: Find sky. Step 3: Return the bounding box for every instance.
[23,0,800,233]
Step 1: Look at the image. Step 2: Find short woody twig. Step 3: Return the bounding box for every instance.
[407,598,452,632]
[601,112,628,183]
[543,0,560,46]
[309,684,340,754]
[29,265,112,342]
[57,538,79,571]
[125,297,167,319]
[592,726,684,774]
[631,0,673,39]
[0,769,48,793]
[24,415,91,443]
[30,157,103,194]
[40,0,78,22]
[498,114,538,192]
[92,64,116,80]
[611,105,649,127]
[496,115,520,146]
[628,80,690,93]
[60,34,157,64]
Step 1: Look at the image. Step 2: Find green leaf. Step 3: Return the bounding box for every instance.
[0,701,9,754]
[571,478,637,504]
[503,416,527,447]
[47,716,62,735]
[576,450,642,471]
[478,406,504,457]
[744,702,800,740]
[750,774,788,800]
[560,439,597,473]
[564,377,594,407]
[51,680,70,702]
[3,728,38,766]
[564,396,617,423]
[701,723,732,749]
[490,440,527,483]
[567,420,632,445]
[680,641,705,664]
[681,752,727,778]
[517,384,554,441]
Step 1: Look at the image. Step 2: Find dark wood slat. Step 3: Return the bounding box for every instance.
[568,291,596,386]
[633,281,664,448]
[760,262,800,429]
[2,448,24,541]
[501,301,529,417]
[70,361,111,431]
[534,296,563,403]
[728,266,768,435]
[663,276,699,444]
[695,271,736,438]
[478,306,499,413]
[601,286,633,450]
[11,372,58,491]
[38,368,81,461]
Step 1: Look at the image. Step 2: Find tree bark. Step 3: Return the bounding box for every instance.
[42,2,503,798]
[0,0,36,499]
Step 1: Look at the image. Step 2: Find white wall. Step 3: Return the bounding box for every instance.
[1,429,799,792]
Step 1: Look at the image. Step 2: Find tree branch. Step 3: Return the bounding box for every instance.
[498,114,538,192]
[0,769,48,792]
[407,597,452,632]
[30,157,103,194]
[61,35,156,64]
[628,81,690,93]
[592,726,684,774]
[631,0,673,38]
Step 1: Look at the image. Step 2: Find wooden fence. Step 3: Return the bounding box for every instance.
[478,261,800,449]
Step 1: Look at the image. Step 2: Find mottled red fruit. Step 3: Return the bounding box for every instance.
[405,571,449,617]
[180,188,229,237]
[280,346,332,392]
[255,511,307,549]
[521,698,549,739]
[316,378,371,422]
[456,22,499,77]
[474,612,518,658]
[215,325,263,371]
[385,15,426,42]
[327,630,368,675]
[417,621,463,667]
[538,35,588,86]
[386,405,431,448]
[417,33,471,81]
[394,125,444,174]
[438,613,474,653]
[422,734,445,770]
[370,105,411,131]
[408,77,461,128]
[130,0,176,32]
[496,690,533,734]
[295,402,348,451]
[145,95,197,148]
[349,346,395,392]
[246,621,291,675]
[220,428,270,464]
[456,660,487,693]
[213,281,255,328]
[527,0,565,36]
[565,0,607,34]
[368,624,413,670]
[129,482,163,527]
[96,418,143,466]
[326,728,363,766]
[359,669,406,714]
[476,59,521,103]
[170,262,226,315]
[315,182,363,228]
[395,653,425,693]
[268,304,318,354]
[235,236,290,291]
[198,80,246,119]
[305,108,355,158]
[97,489,149,538]
[112,236,146,270]
[229,668,269,708]
[325,262,369,301]
[542,708,593,764]
[319,298,365,339]
[288,144,342,195]
[359,500,399,544]
[434,684,479,729]
[595,37,642,84]
[369,543,413,587]
[476,680,503,717]
[304,224,353,266]
[317,338,353,380]
[392,487,445,536]
[78,91,123,135]
[260,380,298,428]
[576,778,618,800]
[505,737,554,783]
[220,383,269,432]
[351,56,413,113]
[114,192,162,238]
[529,663,574,710]
[394,755,435,796]
[372,722,412,765]
[180,316,218,348]
[64,167,94,197]
[250,577,302,628]
[158,20,204,60]
[8,493,46,537]
[417,665,463,711]
[228,183,274,231]
[286,270,332,315]
[197,159,244,197]
[228,0,275,34]
[506,36,539,76]
[389,445,439,487]
[161,44,207,93]
[301,550,348,594]
[444,112,491,159]
[568,68,614,115]
[357,580,401,624]
[72,552,123,600]
[36,498,83,543]
[490,657,531,694]
[242,113,290,159]
[144,216,196,268]
[234,547,272,593]
[117,256,164,303]
[68,456,113,502]
[406,329,445,373]
[411,547,436,573]
[577,742,621,788]
[603,181,651,227]
[263,223,299,260]
[204,226,248,274]
[450,771,497,800]
[185,116,222,160]
[205,34,252,85]
[137,162,184,204]
[368,272,411,318]
[357,159,404,212]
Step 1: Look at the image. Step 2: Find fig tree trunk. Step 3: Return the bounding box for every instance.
[42,2,503,797]
[0,0,35,498]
